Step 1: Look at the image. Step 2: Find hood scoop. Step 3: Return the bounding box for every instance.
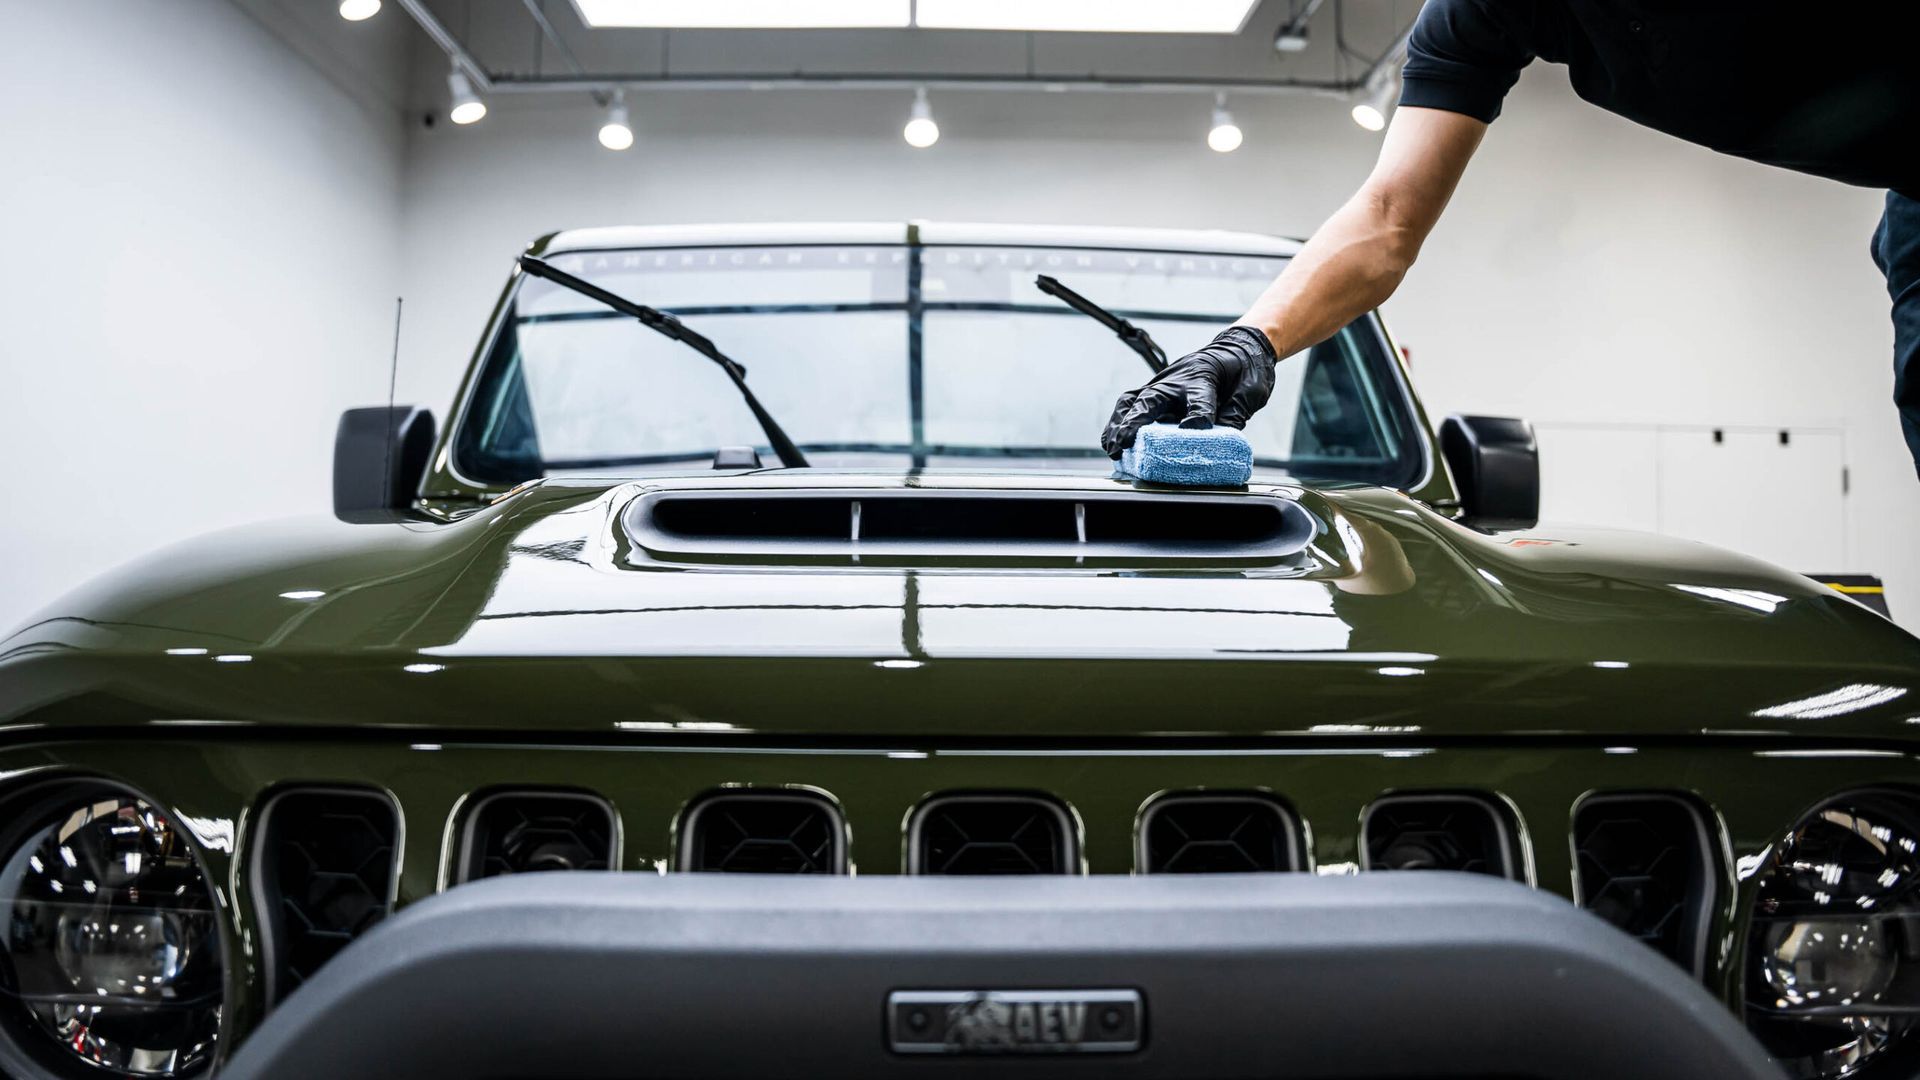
[622,488,1316,567]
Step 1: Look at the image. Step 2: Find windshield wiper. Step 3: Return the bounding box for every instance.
[516,254,809,468]
[1034,275,1167,373]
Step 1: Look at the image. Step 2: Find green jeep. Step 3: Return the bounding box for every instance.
[2,223,1916,1080]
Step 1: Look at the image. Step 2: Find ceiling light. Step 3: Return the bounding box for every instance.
[903,87,939,149]
[570,0,909,28]
[1351,60,1399,132]
[598,92,634,150]
[1207,94,1243,153]
[338,0,381,20]
[448,69,486,125]
[916,0,1258,32]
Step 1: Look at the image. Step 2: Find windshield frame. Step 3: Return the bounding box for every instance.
[424,236,1441,500]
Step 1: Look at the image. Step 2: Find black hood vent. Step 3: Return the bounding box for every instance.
[455,790,617,883]
[1362,794,1522,879]
[624,488,1315,566]
[253,788,399,1003]
[679,790,846,873]
[1140,793,1304,873]
[908,793,1078,875]
[1573,794,1717,975]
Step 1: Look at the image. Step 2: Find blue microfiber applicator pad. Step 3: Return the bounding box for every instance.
[1115,423,1253,487]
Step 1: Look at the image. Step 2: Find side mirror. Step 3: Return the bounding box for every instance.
[1438,414,1539,531]
[333,406,436,522]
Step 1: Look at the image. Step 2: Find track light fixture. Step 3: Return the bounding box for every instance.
[1207,93,1243,153]
[1350,63,1398,132]
[448,69,487,125]
[903,87,940,149]
[598,91,634,150]
[338,0,381,20]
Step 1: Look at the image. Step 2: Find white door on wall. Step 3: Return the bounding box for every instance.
[1655,428,1847,572]
[1533,423,1849,573]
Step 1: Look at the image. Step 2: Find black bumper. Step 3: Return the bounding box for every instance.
[222,871,1783,1079]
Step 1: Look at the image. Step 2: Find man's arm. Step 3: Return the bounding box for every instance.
[1238,106,1488,358]
[1099,106,1488,456]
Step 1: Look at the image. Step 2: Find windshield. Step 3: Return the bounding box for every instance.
[451,243,1426,487]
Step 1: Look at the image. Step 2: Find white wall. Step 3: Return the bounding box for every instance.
[0,1,408,632]
[393,68,1918,627]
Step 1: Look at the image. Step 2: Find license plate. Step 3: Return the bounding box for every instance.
[887,989,1143,1054]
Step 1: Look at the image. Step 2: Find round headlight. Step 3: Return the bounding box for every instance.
[1746,790,1920,1078]
[0,787,223,1077]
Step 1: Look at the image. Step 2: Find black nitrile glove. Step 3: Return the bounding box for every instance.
[1100,326,1278,458]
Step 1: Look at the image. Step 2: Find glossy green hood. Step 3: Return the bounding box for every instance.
[4,471,1915,742]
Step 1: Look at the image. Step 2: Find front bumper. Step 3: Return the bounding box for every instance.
[215,870,1785,1080]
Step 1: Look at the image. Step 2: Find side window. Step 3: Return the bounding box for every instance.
[454,309,542,486]
[1285,329,1406,473]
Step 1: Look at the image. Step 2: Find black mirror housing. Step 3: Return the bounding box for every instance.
[1439,415,1539,531]
[333,406,436,522]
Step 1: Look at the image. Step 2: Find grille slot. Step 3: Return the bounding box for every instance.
[624,489,1314,566]
[909,793,1077,875]
[679,790,847,873]
[651,494,848,540]
[1139,793,1303,873]
[455,790,617,883]
[1573,794,1717,974]
[1081,500,1284,545]
[859,497,1074,543]
[254,788,399,1002]
[1362,793,1521,879]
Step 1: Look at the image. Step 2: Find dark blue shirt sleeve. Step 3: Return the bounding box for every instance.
[1398,0,1535,123]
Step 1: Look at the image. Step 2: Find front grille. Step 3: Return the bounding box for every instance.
[909,793,1077,875]
[255,788,399,1001]
[1139,793,1303,873]
[1362,793,1521,879]
[679,790,847,873]
[65,735,1840,1037]
[1573,794,1717,973]
[455,790,616,882]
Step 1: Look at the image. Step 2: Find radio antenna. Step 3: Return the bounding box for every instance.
[383,297,404,507]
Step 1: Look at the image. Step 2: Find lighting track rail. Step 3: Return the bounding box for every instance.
[483,70,1380,97]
